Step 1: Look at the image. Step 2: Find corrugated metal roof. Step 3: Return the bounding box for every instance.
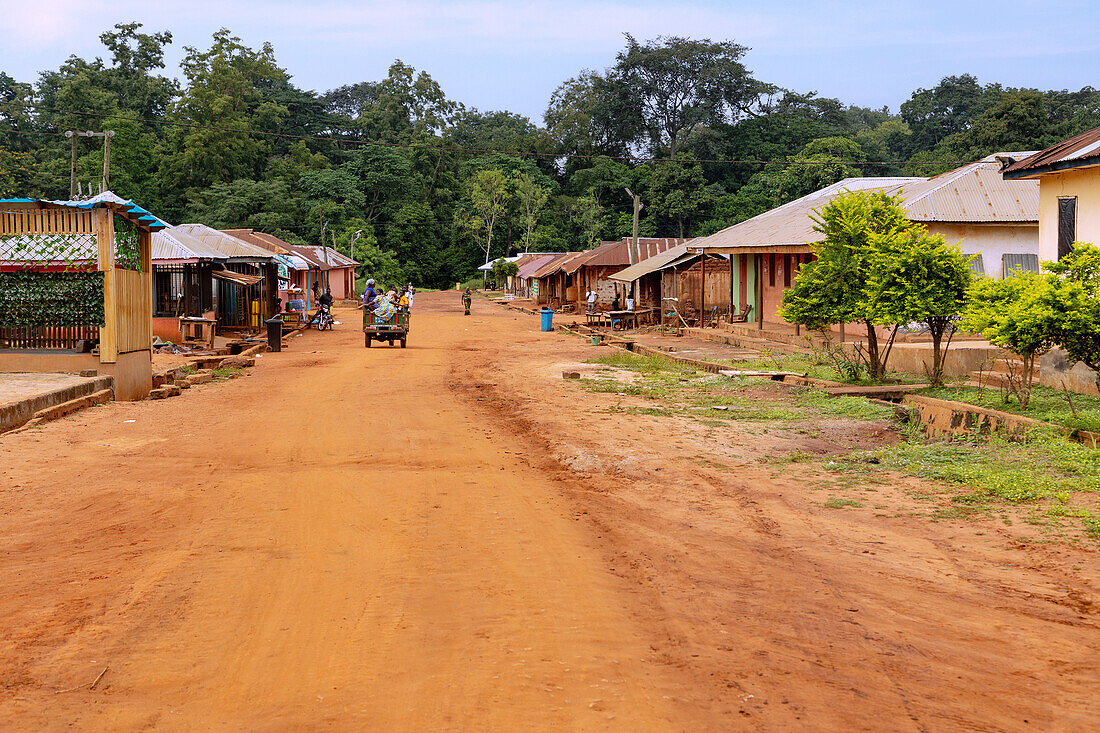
[531,252,581,279]
[609,244,694,282]
[173,224,276,261]
[324,247,358,267]
[1003,126,1100,178]
[221,230,313,269]
[516,254,556,280]
[563,238,687,272]
[689,177,921,252]
[477,255,524,272]
[290,244,349,269]
[152,226,229,262]
[880,153,1038,223]
[689,158,1036,256]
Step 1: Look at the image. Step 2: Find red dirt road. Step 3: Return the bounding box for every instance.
[1,292,1098,731]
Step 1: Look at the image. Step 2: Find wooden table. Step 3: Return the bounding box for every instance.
[608,310,638,330]
[179,317,216,349]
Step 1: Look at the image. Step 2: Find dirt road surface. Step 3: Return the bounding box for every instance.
[1,292,1097,731]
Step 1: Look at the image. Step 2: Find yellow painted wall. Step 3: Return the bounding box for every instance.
[1037,167,1100,260]
[929,223,1038,279]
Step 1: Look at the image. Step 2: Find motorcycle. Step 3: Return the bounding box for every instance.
[309,303,334,331]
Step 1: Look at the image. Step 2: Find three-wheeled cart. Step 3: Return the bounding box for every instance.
[363,309,410,348]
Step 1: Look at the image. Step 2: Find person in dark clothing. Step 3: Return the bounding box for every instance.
[319,289,334,308]
[611,292,622,311]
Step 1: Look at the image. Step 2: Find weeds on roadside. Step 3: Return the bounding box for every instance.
[212,365,244,381]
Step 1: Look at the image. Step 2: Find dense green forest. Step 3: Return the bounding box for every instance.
[2,24,1099,287]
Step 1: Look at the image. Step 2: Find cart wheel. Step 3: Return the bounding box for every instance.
[365,334,372,347]
[400,338,406,348]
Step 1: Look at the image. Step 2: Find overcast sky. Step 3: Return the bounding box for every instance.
[2,0,1098,122]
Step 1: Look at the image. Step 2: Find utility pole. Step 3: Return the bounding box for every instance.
[624,188,643,304]
[65,130,115,198]
[67,131,78,198]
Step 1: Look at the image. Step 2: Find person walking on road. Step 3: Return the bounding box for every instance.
[462,287,472,316]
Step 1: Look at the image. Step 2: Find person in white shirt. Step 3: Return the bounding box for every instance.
[406,284,414,309]
[586,289,597,312]
[626,295,635,311]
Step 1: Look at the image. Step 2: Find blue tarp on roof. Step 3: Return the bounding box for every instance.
[0,191,167,231]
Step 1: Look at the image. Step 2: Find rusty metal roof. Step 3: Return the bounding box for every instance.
[516,254,556,280]
[1002,126,1100,178]
[881,153,1037,223]
[563,238,687,273]
[531,251,583,279]
[608,244,693,282]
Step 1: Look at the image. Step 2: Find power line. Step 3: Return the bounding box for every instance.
[0,100,965,168]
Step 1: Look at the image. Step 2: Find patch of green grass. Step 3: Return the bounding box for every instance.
[823,497,863,509]
[825,429,1100,539]
[586,352,698,375]
[212,365,243,381]
[921,384,1100,433]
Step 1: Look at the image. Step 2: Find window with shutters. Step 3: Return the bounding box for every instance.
[768,253,776,286]
[1058,197,1076,260]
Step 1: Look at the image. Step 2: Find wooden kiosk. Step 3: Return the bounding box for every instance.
[0,196,162,400]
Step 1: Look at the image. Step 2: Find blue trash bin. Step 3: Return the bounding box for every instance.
[540,308,554,332]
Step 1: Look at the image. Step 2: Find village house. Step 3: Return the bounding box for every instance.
[171,225,279,331]
[1002,126,1100,394]
[0,194,161,400]
[151,225,229,344]
[609,243,731,326]
[1002,128,1100,260]
[567,237,686,308]
[513,253,557,299]
[630,154,1041,330]
[220,229,320,308]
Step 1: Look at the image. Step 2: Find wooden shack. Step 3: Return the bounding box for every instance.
[0,195,161,400]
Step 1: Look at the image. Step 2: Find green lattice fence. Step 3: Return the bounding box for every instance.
[0,232,97,268]
[0,271,104,349]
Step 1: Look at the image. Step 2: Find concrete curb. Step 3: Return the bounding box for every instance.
[902,393,1100,448]
[1,375,115,434]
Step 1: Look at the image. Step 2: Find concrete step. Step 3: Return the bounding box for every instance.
[0,374,115,433]
[25,388,114,427]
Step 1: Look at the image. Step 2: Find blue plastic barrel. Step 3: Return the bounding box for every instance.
[540,308,554,332]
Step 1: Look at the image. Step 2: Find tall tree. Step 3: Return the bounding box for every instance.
[647,156,710,238]
[469,169,511,278]
[162,29,290,201]
[513,172,549,253]
[600,34,772,156]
